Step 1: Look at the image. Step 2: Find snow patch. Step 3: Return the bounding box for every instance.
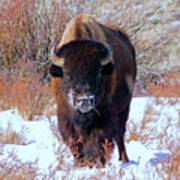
[0,97,179,178]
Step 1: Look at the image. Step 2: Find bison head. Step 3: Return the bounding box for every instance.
[50,40,114,114]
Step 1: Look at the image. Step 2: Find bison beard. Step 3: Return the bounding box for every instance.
[72,110,96,130]
[72,104,110,133]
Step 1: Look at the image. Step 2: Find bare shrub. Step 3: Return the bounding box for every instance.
[0,0,66,78]
[0,0,66,118]
[0,59,55,120]
[126,105,154,143]
[127,98,180,179]
[146,71,180,97]
[0,124,23,145]
[0,152,39,180]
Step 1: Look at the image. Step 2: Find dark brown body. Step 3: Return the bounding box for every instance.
[50,14,136,167]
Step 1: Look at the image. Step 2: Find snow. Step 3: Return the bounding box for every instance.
[0,97,179,179]
[171,20,180,27]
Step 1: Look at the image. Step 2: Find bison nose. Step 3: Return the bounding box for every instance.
[75,95,95,113]
[77,95,95,107]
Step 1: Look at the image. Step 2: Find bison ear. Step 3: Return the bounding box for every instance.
[49,64,63,77]
[102,62,114,75]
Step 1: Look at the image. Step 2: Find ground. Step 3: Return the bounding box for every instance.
[0,97,179,179]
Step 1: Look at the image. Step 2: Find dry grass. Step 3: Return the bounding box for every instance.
[155,140,180,180]
[0,152,39,180]
[146,71,180,97]
[126,105,160,144]
[0,64,55,120]
[126,97,180,180]
[0,124,24,145]
[0,0,65,77]
[0,0,63,119]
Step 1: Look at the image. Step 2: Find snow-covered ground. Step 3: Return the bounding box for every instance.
[0,97,179,179]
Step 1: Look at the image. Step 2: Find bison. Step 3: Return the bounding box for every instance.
[50,14,136,167]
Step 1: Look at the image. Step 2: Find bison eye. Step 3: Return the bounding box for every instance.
[102,62,114,75]
[49,64,63,77]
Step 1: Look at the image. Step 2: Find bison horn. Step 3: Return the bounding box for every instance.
[51,42,65,67]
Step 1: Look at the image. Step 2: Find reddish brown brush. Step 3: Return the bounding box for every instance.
[66,136,113,168]
[0,0,67,119]
[147,71,180,97]
[0,0,67,88]
[0,66,54,120]
[0,124,23,145]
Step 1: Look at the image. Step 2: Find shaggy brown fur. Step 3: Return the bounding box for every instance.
[50,14,136,167]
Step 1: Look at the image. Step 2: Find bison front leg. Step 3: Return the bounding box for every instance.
[116,105,130,163]
[116,136,129,162]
